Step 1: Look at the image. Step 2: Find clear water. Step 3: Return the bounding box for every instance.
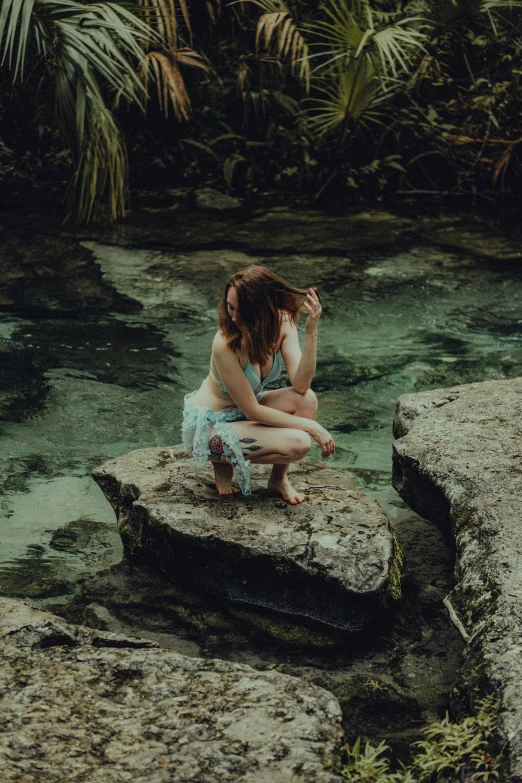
[1,238,521,599]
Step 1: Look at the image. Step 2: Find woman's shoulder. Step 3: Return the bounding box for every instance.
[212,329,233,355]
[280,311,297,332]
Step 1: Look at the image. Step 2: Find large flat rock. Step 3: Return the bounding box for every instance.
[392,377,522,782]
[92,448,401,632]
[0,597,344,782]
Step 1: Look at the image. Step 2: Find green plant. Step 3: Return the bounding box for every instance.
[0,0,156,221]
[340,696,502,783]
[411,696,500,783]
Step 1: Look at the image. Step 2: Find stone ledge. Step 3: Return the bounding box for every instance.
[0,597,344,783]
[92,447,401,632]
[392,377,522,782]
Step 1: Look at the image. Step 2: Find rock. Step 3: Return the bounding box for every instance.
[418,215,522,260]
[92,447,401,632]
[194,188,244,211]
[0,597,344,782]
[0,234,138,315]
[392,377,522,782]
[80,205,414,253]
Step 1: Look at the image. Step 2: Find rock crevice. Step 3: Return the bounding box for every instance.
[392,377,522,782]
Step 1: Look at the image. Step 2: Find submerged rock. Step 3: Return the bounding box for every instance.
[0,597,344,782]
[392,377,522,782]
[194,188,243,211]
[92,447,401,632]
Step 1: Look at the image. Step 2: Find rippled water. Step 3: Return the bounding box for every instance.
[1,238,521,598]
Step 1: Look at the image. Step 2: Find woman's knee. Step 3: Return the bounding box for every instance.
[295,388,318,418]
[287,430,311,461]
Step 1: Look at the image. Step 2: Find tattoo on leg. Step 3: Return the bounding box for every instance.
[209,434,226,461]
[240,437,263,454]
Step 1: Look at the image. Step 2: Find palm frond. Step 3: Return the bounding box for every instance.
[239,0,311,89]
[137,0,180,49]
[372,22,426,76]
[0,0,36,79]
[307,0,425,79]
[307,58,395,140]
[144,47,208,120]
[205,0,221,24]
[436,0,521,30]
[0,0,156,221]
[73,102,128,222]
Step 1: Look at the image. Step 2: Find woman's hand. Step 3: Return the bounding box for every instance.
[303,288,322,333]
[309,422,336,458]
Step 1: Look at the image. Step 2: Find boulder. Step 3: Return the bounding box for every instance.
[0,597,344,782]
[194,188,243,212]
[392,377,522,782]
[92,447,401,633]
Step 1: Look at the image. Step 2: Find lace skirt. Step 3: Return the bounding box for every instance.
[181,390,268,495]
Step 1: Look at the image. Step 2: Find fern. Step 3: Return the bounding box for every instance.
[340,697,502,783]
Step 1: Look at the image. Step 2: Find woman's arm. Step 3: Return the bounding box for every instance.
[212,333,333,456]
[281,288,321,394]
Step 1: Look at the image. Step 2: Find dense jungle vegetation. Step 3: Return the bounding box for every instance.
[1,0,521,221]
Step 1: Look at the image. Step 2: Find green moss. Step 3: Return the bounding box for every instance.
[387,525,404,602]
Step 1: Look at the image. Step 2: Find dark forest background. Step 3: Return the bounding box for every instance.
[1,0,521,222]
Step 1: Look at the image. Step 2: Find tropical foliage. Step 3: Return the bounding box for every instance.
[0,0,155,220]
[1,0,522,220]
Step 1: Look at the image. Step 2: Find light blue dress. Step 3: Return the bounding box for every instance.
[182,353,281,495]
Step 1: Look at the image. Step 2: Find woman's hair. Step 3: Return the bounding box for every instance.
[218,265,309,365]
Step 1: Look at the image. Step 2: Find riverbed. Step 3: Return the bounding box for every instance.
[1,202,521,753]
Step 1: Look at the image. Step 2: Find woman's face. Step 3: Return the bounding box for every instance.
[226,286,240,326]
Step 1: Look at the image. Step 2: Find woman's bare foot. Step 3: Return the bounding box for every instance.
[213,461,240,495]
[267,475,305,505]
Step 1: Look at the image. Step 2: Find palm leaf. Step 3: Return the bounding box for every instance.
[241,0,311,89]
[0,0,157,222]
[144,47,208,120]
[73,103,128,222]
[436,0,521,29]
[137,0,177,49]
[307,0,425,80]
[205,0,221,24]
[307,58,395,140]
[1,0,36,79]
[372,23,425,77]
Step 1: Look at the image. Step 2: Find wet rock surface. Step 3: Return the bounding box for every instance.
[92,448,400,632]
[392,377,522,781]
[0,596,344,782]
[74,201,522,259]
[194,187,244,212]
[50,489,463,758]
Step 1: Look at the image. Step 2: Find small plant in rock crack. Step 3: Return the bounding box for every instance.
[340,696,502,783]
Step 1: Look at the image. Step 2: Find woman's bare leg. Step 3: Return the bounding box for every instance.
[260,389,318,504]
[209,416,312,501]
[209,427,308,495]
[209,433,240,495]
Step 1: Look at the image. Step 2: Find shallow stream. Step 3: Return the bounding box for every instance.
[1,206,521,753]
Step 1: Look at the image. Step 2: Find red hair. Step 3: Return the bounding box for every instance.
[218,265,308,365]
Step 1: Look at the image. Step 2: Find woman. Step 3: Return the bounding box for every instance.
[182,265,335,504]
